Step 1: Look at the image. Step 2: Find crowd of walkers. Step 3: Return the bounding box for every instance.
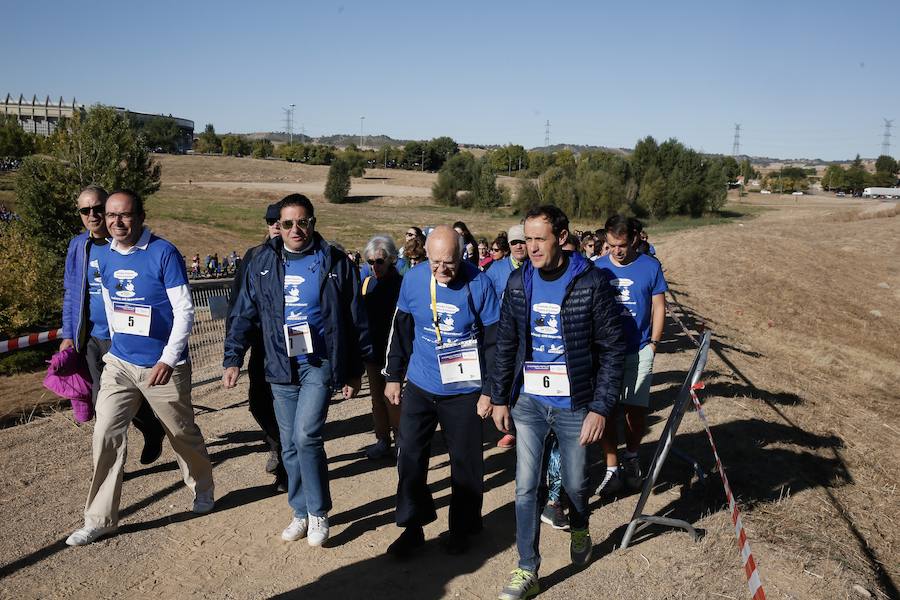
[58,186,666,600]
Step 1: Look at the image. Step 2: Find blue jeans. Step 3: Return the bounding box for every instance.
[271,360,333,517]
[511,394,590,573]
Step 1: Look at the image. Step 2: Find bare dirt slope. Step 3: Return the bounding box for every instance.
[0,196,897,599]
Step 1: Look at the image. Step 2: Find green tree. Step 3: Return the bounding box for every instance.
[195,123,221,154]
[403,141,426,169]
[513,179,542,214]
[822,165,846,191]
[432,152,475,205]
[470,160,502,210]
[638,165,668,218]
[251,139,274,159]
[15,105,161,256]
[630,136,659,183]
[221,135,250,156]
[539,167,577,217]
[0,222,61,333]
[133,116,182,153]
[873,154,898,186]
[324,156,352,203]
[739,158,758,182]
[426,136,459,170]
[0,115,36,158]
[341,148,367,177]
[525,151,551,177]
[844,155,869,194]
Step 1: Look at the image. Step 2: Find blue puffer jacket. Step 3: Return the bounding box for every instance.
[62,232,92,352]
[223,233,372,388]
[492,251,625,416]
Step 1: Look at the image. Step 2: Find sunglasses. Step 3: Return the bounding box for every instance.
[266,218,279,226]
[78,206,105,216]
[280,217,315,230]
[405,231,416,237]
[510,240,525,245]
[366,258,386,265]
[490,247,502,252]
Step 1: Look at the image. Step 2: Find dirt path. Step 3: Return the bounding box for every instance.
[0,196,897,599]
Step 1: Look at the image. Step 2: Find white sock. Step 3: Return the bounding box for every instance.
[606,466,618,474]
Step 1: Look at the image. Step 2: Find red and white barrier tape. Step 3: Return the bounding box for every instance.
[0,328,63,354]
[690,382,767,600]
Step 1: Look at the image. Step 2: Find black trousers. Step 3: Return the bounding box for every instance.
[395,382,484,534]
[84,336,164,441]
[247,340,282,457]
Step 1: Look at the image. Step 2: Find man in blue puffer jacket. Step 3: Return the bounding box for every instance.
[491,205,625,600]
[223,194,372,548]
[61,185,165,464]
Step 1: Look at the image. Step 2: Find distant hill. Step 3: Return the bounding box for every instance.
[529,144,632,156]
[237,132,414,148]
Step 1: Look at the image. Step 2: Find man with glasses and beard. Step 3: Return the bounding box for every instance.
[60,185,165,460]
[224,193,371,548]
[66,189,214,546]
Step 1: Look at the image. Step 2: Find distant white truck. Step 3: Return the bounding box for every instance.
[862,187,900,198]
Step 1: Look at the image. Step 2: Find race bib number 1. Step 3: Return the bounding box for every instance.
[284,322,313,357]
[112,302,151,336]
[437,339,481,388]
[523,362,570,397]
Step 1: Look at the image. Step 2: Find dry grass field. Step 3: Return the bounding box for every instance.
[0,154,897,599]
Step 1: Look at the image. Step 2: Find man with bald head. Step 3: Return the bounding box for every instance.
[384,225,500,557]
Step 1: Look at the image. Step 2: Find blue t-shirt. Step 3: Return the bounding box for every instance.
[101,234,190,367]
[397,261,500,396]
[595,253,667,353]
[524,259,576,408]
[283,252,326,363]
[485,255,520,301]
[87,241,110,340]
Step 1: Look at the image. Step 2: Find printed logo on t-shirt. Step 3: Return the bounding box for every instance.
[532,302,560,335]
[433,302,459,333]
[90,259,102,284]
[610,277,634,303]
[113,269,138,298]
[284,274,305,305]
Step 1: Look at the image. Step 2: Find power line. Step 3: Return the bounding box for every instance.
[544,120,550,147]
[732,123,741,156]
[881,118,893,156]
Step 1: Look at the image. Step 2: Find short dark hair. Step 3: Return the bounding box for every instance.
[79,185,108,204]
[524,205,569,236]
[279,193,315,217]
[492,234,510,255]
[628,217,644,234]
[604,214,635,240]
[109,189,143,214]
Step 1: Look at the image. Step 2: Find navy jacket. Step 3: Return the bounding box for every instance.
[492,251,625,416]
[62,232,95,352]
[223,233,372,387]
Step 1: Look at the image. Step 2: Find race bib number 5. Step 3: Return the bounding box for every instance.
[112,302,152,336]
[523,362,570,397]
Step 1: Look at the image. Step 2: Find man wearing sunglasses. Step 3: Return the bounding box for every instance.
[224,193,372,548]
[67,189,214,546]
[61,186,166,462]
[383,225,500,558]
[226,203,287,491]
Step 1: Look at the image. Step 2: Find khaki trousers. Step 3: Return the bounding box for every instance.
[84,354,214,528]
[366,362,400,442]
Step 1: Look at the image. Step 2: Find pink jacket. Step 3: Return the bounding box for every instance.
[43,348,93,423]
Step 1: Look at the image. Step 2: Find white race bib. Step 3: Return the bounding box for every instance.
[523,362,570,397]
[284,322,313,357]
[112,302,151,336]
[436,339,481,386]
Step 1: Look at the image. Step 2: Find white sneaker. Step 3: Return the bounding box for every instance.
[65,525,118,546]
[192,489,215,514]
[307,514,329,546]
[281,516,308,541]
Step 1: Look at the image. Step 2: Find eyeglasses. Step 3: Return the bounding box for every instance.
[490,247,502,253]
[366,258,385,265]
[280,217,315,230]
[78,206,104,216]
[266,218,279,226]
[105,212,135,221]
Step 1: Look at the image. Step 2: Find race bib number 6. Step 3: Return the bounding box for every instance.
[523,362,570,397]
[112,302,152,336]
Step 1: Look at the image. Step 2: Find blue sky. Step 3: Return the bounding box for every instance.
[4,0,898,160]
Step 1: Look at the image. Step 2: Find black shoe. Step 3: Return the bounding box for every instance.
[139,431,164,465]
[265,450,280,474]
[442,531,469,555]
[387,526,425,558]
[540,501,569,530]
[273,464,288,493]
